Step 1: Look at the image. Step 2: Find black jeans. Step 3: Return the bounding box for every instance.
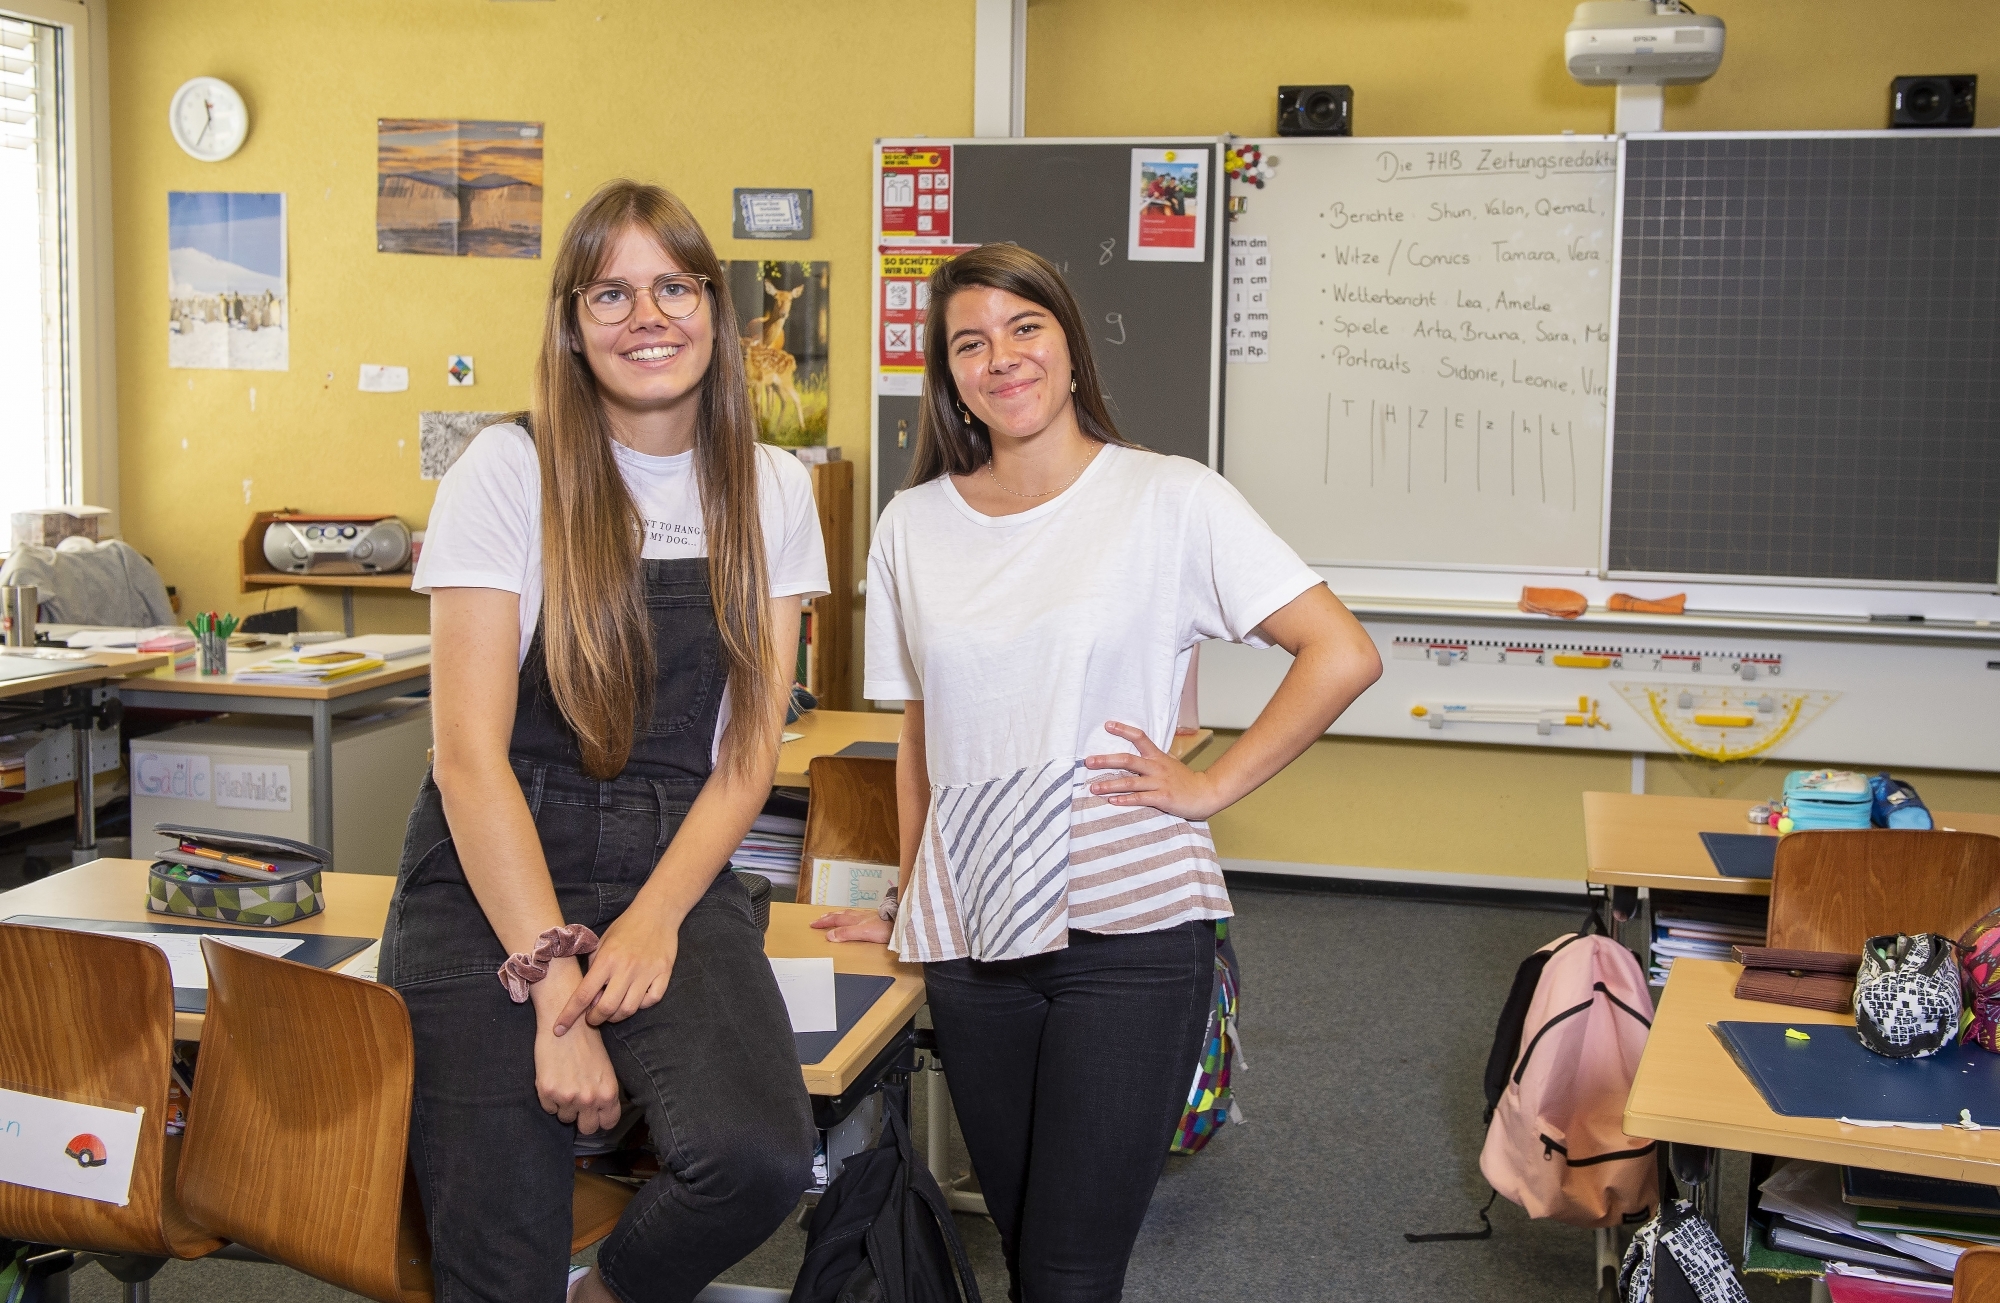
[382,765,817,1303]
[924,921,1215,1303]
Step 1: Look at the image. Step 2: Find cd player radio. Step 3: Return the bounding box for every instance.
[262,515,413,575]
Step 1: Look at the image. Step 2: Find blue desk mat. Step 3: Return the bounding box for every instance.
[5,914,375,1015]
[797,972,896,1066]
[1700,832,1779,879]
[1713,1020,2000,1125]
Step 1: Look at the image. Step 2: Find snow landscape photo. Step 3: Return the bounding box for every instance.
[168,191,288,371]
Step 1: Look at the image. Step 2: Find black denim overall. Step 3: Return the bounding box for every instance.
[381,558,815,1303]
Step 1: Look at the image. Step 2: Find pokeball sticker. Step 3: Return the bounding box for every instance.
[65,1133,108,1168]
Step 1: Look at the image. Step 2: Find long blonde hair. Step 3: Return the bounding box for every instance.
[530,180,775,779]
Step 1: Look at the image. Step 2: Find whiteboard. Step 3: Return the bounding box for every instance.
[1224,136,1618,570]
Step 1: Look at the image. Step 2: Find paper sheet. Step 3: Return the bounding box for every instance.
[0,1085,145,1206]
[768,957,837,1033]
[85,930,301,990]
[359,364,410,393]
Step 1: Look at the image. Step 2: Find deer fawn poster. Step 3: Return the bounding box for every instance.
[726,260,829,447]
[377,119,543,258]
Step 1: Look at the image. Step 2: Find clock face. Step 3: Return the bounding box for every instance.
[168,77,248,162]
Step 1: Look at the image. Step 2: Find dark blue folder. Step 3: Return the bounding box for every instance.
[834,741,899,760]
[1700,832,1779,880]
[796,972,895,1066]
[1712,1020,2000,1125]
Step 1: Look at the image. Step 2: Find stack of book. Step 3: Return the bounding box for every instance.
[234,650,386,685]
[730,796,806,893]
[1756,1161,2000,1297]
[1647,889,1768,985]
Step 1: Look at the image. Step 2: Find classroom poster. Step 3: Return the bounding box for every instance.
[876,245,973,396]
[167,191,288,371]
[1128,148,1207,263]
[376,118,543,258]
[878,145,953,244]
[724,260,830,447]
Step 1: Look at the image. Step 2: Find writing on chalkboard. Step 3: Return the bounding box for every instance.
[1226,136,1617,570]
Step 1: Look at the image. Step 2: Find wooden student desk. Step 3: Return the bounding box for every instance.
[776,709,1217,789]
[0,649,168,851]
[116,651,433,857]
[1584,791,2000,897]
[1626,957,2000,1185]
[0,858,923,1099]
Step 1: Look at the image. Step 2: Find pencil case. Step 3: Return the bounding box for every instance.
[1730,945,1861,1013]
[146,823,328,927]
[1781,769,1874,831]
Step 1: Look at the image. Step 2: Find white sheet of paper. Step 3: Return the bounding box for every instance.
[85,930,302,990]
[768,957,838,1033]
[0,1085,144,1205]
[359,364,410,393]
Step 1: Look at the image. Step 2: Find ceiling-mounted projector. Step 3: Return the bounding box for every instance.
[1566,0,1725,85]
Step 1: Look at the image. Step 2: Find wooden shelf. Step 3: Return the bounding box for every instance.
[804,460,854,712]
[238,511,421,594]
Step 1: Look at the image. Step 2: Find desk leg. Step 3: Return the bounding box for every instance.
[341,587,356,638]
[311,699,335,855]
[1669,1142,1721,1229]
[71,723,97,863]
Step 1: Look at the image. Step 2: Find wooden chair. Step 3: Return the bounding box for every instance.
[175,938,632,1303]
[1767,830,2000,953]
[0,924,224,1298]
[1956,1245,2000,1301]
[797,754,900,903]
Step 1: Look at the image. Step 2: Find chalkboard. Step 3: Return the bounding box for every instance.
[1607,133,2000,588]
[871,139,1226,517]
[1220,136,1619,570]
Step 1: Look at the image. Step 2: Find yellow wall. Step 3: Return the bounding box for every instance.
[1028,0,2000,881]
[109,1,2000,884]
[107,0,974,633]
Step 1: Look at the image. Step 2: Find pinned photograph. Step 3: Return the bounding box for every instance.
[168,191,288,371]
[724,260,829,447]
[447,355,475,386]
[419,411,508,480]
[1129,148,1208,263]
[377,118,543,258]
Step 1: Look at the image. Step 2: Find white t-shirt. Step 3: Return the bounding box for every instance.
[416,423,830,752]
[865,443,1323,962]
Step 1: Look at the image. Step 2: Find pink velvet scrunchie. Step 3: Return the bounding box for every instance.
[497,924,600,1003]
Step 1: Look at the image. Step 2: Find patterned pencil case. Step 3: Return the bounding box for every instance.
[146,823,328,927]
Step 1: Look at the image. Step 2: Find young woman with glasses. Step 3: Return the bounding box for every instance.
[814,243,1382,1302]
[382,180,827,1303]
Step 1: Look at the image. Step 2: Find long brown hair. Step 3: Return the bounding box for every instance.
[906,243,1138,486]
[530,180,775,779]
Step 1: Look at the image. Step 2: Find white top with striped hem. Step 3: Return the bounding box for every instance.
[867,445,1321,964]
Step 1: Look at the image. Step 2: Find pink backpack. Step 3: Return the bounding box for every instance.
[1480,932,1658,1229]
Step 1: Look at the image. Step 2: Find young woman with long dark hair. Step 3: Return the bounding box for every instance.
[382,180,825,1303]
[813,243,1382,1301]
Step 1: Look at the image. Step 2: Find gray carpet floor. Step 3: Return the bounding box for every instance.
[46,880,1809,1303]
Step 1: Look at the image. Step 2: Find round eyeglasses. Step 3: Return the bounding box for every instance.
[572,273,711,325]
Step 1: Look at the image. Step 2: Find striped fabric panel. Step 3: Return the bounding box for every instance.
[1065,794,1231,933]
[894,758,1080,963]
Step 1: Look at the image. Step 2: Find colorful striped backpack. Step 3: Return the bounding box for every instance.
[1172,920,1244,1154]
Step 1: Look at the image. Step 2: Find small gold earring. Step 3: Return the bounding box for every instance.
[957,404,972,426]
[1070,377,1077,393]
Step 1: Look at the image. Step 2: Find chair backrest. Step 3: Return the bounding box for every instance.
[177,937,429,1303]
[800,755,900,902]
[1768,830,2000,953]
[0,923,221,1260]
[1957,1244,2000,1301]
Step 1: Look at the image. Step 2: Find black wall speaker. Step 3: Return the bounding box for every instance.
[1277,85,1352,137]
[1890,75,1976,128]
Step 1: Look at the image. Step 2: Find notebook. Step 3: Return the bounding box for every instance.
[795,972,895,1066]
[1700,831,1779,879]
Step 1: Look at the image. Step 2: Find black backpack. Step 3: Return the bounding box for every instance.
[790,1090,983,1303]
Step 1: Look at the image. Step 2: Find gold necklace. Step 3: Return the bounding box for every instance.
[984,445,1100,500]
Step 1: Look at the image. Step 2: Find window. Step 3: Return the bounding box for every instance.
[0,12,68,525]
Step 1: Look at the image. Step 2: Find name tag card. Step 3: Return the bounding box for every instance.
[0,1086,145,1205]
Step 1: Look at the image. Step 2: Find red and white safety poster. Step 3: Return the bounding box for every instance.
[877,244,974,395]
[879,145,954,244]
[1128,147,1208,263]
